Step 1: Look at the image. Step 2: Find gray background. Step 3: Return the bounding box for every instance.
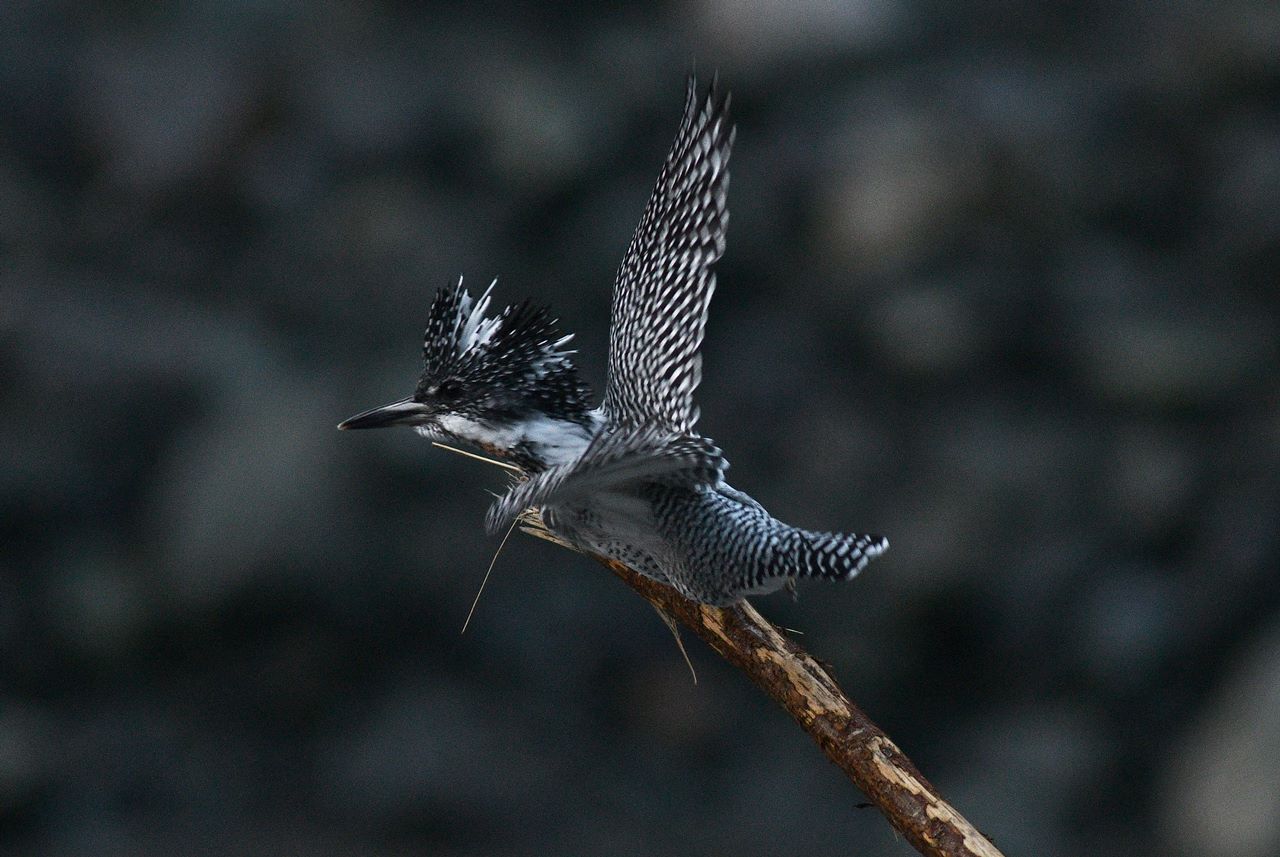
[3,2,1279,855]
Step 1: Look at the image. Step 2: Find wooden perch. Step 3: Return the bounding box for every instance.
[597,556,1004,857]
[508,506,1000,857]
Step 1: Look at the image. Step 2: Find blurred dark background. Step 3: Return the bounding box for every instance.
[3,2,1279,855]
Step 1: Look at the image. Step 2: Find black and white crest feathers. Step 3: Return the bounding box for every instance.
[419,277,592,421]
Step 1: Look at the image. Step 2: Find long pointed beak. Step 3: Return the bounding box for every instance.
[337,397,430,430]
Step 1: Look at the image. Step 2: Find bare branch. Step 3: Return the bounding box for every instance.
[521,509,1002,857]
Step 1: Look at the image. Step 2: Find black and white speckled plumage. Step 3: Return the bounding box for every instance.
[418,278,593,429]
[603,79,733,434]
[341,77,888,604]
[338,277,598,472]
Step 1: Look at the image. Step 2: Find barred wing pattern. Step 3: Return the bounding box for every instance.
[602,76,735,432]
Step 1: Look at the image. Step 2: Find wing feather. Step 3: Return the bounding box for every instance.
[602,76,735,432]
[485,426,725,534]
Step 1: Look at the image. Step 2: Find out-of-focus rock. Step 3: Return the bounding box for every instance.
[947,704,1108,857]
[0,702,48,821]
[690,0,905,67]
[1075,565,1179,692]
[317,681,558,825]
[864,283,986,378]
[72,25,256,194]
[146,366,346,609]
[1160,623,1280,857]
[44,539,151,662]
[1205,116,1280,261]
[816,102,988,274]
[1101,424,1200,543]
[1074,310,1276,408]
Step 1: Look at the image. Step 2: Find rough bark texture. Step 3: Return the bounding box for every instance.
[594,555,1006,857]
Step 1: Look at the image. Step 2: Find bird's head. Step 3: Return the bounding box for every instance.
[338,278,594,463]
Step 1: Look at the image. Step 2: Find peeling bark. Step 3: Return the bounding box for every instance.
[593,555,1005,857]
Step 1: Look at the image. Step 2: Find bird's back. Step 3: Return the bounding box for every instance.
[537,474,886,606]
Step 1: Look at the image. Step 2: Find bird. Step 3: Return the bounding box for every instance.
[338,76,887,605]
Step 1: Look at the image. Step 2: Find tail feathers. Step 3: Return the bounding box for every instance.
[731,528,887,601]
[788,529,888,582]
[658,485,888,604]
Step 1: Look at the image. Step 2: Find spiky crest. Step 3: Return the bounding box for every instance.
[418,277,593,422]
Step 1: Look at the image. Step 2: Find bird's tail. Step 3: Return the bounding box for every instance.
[779,527,888,586]
[716,523,887,602]
[656,487,888,604]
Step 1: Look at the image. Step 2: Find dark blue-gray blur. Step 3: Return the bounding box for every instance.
[3,4,1278,856]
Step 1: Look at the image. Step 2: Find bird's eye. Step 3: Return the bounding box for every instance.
[437,379,463,400]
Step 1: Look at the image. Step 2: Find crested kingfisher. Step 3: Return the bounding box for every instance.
[340,77,887,605]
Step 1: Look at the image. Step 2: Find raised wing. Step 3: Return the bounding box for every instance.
[602,76,735,432]
[486,426,725,534]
